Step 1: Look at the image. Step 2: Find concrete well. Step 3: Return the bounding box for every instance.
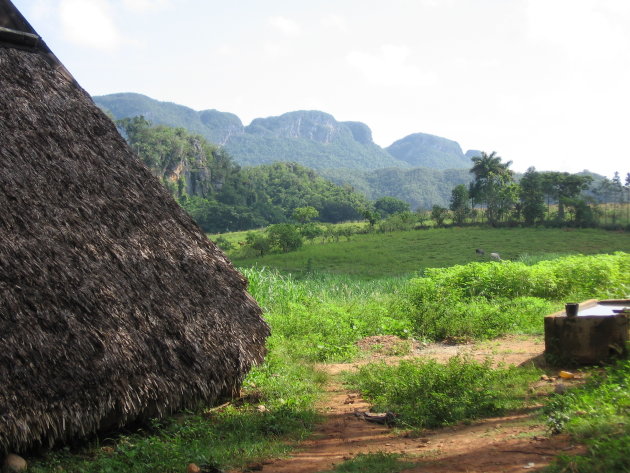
[544,299,629,365]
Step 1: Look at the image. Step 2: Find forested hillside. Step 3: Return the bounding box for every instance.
[321,167,472,210]
[227,111,407,169]
[95,93,476,172]
[116,117,369,232]
[96,93,409,170]
[386,133,473,169]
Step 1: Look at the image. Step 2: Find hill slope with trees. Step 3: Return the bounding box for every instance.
[320,167,472,210]
[95,93,476,172]
[115,117,370,232]
[386,132,474,169]
[96,93,410,170]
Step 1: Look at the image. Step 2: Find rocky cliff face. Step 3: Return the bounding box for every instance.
[342,121,373,144]
[198,109,244,145]
[228,110,402,169]
[386,133,472,170]
[246,111,354,144]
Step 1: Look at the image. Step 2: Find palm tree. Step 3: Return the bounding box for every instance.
[470,151,513,182]
[469,151,515,225]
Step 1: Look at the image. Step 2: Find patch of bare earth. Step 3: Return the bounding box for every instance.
[232,336,585,473]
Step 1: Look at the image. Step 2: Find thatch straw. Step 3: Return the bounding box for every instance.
[0,1,269,454]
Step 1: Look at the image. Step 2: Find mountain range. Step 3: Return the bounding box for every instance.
[95,93,479,171]
[94,92,479,208]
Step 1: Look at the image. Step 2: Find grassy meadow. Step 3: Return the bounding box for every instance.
[30,225,630,473]
[226,227,630,278]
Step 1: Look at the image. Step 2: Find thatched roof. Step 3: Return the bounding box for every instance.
[0,0,269,454]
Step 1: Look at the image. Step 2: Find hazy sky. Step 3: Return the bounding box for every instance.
[12,0,630,177]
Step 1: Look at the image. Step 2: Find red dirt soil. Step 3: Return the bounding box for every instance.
[232,336,585,473]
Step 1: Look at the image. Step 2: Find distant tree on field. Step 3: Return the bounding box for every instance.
[431,205,449,226]
[519,167,546,226]
[267,224,303,252]
[292,206,319,224]
[449,184,470,225]
[246,232,271,256]
[374,196,411,217]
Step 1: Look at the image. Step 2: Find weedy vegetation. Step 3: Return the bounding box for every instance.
[346,357,541,428]
[543,359,630,473]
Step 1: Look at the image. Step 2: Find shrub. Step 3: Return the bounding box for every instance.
[267,224,303,253]
[347,357,539,428]
[404,253,629,341]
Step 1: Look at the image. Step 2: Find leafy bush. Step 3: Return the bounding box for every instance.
[213,235,233,251]
[410,253,629,302]
[267,224,303,252]
[405,253,629,341]
[347,357,539,428]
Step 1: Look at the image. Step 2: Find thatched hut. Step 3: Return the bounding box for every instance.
[0,0,269,454]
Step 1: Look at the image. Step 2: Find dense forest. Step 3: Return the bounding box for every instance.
[116,117,369,232]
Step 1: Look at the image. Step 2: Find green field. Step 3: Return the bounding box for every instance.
[230,227,630,278]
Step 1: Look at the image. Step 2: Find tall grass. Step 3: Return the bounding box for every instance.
[243,267,412,361]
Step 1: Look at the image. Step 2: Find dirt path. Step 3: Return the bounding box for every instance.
[234,336,584,473]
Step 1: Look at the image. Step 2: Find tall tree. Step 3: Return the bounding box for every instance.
[519,167,546,225]
[556,173,593,222]
[374,196,411,216]
[449,184,470,225]
[469,151,515,225]
[610,172,623,225]
[539,172,592,223]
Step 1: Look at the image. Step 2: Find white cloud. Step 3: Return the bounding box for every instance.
[321,14,348,33]
[346,44,437,87]
[268,16,301,36]
[59,0,123,51]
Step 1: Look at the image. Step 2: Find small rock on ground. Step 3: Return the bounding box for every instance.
[2,454,27,473]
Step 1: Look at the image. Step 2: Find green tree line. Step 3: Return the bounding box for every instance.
[447,151,629,228]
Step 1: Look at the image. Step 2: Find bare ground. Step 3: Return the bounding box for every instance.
[232,336,585,473]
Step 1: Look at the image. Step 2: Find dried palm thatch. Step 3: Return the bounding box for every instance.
[0,0,269,454]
